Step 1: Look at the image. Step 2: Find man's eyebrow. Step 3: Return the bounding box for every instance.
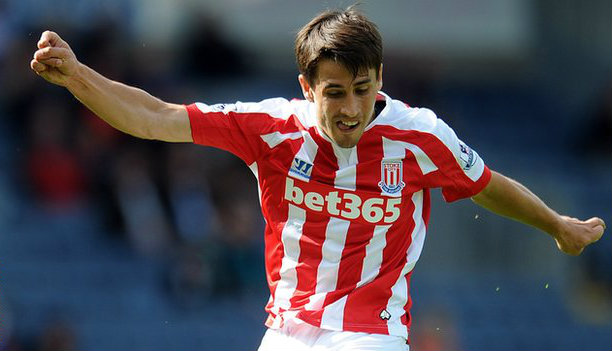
[323,78,372,89]
[354,78,372,85]
[323,83,344,89]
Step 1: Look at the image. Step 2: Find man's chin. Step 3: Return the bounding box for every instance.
[333,136,358,148]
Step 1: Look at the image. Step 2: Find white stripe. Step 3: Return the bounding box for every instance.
[305,143,356,328]
[261,131,304,149]
[382,137,438,176]
[272,204,306,311]
[320,295,348,330]
[248,162,264,209]
[386,190,426,338]
[304,218,350,311]
[293,132,318,176]
[358,224,391,287]
[196,98,297,119]
[272,135,319,320]
[332,143,357,190]
[248,162,259,180]
[405,191,426,267]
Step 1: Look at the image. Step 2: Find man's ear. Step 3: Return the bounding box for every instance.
[298,74,314,102]
[377,64,383,91]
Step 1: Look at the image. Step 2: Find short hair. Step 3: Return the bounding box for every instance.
[295,6,383,85]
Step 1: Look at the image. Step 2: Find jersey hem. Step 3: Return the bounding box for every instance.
[266,312,409,338]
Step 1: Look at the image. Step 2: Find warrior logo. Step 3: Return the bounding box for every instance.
[378,160,405,194]
[379,309,391,320]
[289,158,314,180]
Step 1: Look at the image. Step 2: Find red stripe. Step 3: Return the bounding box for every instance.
[338,130,423,334]
[259,137,303,315]
[257,118,310,319]
[402,271,414,340]
[341,133,389,332]
[288,129,339,315]
[342,194,417,333]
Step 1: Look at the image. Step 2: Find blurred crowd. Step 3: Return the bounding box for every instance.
[0,7,271,349]
[0,1,610,350]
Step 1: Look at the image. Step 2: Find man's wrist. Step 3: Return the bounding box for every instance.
[64,62,87,92]
[546,213,566,239]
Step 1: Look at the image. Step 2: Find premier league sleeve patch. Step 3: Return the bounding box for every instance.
[458,141,477,171]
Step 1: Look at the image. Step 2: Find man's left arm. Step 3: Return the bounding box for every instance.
[471,170,606,255]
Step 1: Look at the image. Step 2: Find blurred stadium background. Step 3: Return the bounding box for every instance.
[0,0,610,350]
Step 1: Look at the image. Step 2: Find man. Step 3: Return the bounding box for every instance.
[31,7,605,351]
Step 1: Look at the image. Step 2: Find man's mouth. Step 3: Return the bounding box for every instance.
[337,120,359,131]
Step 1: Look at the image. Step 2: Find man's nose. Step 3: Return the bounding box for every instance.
[340,93,359,118]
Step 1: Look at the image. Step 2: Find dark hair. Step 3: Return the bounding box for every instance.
[295,6,383,85]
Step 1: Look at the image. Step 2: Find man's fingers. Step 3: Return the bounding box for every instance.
[37,30,61,49]
[36,58,63,68]
[34,46,70,61]
[595,217,605,229]
[591,224,605,239]
[30,59,48,73]
[585,217,606,229]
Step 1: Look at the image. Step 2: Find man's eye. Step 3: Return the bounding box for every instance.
[326,91,343,97]
[355,87,369,95]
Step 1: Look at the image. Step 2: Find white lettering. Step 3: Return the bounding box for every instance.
[341,193,362,220]
[384,198,402,223]
[283,177,402,224]
[305,192,324,211]
[325,191,341,215]
[285,177,303,204]
[362,198,384,223]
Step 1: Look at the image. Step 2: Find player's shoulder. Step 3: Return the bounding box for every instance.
[196,97,313,124]
[236,97,297,118]
[378,92,440,133]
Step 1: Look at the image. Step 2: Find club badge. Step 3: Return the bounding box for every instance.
[379,160,405,194]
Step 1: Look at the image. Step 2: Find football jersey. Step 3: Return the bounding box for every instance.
[186,91,491,340]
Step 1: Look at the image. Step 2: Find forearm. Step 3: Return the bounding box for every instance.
[472,171,562,236]
[65,63,182,140]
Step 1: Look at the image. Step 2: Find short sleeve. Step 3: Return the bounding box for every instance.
[439,132,491,202]
[412,110,491,202]
[186,98,296,164]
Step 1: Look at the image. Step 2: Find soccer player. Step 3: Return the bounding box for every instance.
[30,7,605,351]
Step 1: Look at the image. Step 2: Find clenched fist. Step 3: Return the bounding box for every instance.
[30,31,79,87]
[554,216,606,256]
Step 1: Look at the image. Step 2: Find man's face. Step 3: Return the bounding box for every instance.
[299,59,382,148]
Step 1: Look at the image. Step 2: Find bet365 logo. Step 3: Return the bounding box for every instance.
[284,177,401,224]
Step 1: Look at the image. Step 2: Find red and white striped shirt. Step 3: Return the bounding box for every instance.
[186,92,491,340]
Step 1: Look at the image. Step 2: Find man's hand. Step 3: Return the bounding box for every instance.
[473,171,606,256]
[554,216,606,256]
[30,31,78,87]
[29,30,191,142]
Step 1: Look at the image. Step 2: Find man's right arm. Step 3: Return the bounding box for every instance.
[30,31,192,142]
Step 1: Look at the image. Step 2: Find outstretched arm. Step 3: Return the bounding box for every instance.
[30,31,191,142]
[472,171,606,255]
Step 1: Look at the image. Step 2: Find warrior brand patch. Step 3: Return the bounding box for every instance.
[379,160,405,194]
[289,157,314,180]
